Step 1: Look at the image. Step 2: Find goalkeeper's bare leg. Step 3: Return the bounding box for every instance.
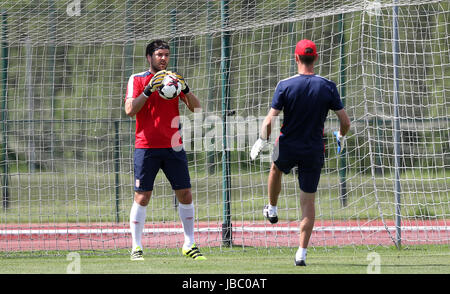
[263,163,282,223]
[266,164,316,265]
[268,163,282,205]
[295,189,315,266]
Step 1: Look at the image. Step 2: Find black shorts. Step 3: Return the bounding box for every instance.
[273,151,324,193]
[134,148,191,192]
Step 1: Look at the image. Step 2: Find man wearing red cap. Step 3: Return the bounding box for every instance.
[251,39,351,266]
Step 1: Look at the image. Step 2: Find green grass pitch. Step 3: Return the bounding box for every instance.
[1,245,448,274]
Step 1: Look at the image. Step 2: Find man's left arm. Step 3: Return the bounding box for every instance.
[181,92,201,112]
[171,72,201,112]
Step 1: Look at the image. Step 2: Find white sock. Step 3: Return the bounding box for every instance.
[130,201,147,250]
[178,202,195,249]
[268,204,277,216]
[296,247,307,261]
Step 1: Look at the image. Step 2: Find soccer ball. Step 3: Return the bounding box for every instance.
[158,74,182,100]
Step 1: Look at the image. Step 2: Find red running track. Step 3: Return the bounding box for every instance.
[0,220,448,252]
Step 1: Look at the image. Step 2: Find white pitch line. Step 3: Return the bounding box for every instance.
[0,226,448,235]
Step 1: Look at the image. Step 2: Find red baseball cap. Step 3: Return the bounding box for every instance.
[295,39,318,56]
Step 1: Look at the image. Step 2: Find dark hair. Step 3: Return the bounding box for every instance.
[298,48,315,65]
[146,40,170,57]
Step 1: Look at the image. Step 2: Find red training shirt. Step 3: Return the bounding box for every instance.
[125,70,186,149]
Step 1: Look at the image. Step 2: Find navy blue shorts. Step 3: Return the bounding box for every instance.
[273,151,324,193]
[134,148,191,192]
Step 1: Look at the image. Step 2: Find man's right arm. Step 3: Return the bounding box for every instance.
[250,108,281,160]
[125,94,148,117]
[124,74,146,117]
[124,71,167,117]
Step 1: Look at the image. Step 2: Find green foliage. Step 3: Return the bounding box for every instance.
[1,2,448,173]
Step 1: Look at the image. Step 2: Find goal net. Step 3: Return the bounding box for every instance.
[0,0,448,254]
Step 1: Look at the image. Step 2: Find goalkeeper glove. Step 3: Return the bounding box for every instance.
[143,70,167,97]
[170,71,190,94]
[250,138,268,160]
[333,131,346,154]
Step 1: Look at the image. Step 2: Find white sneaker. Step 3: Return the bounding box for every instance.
[263,205,278,224]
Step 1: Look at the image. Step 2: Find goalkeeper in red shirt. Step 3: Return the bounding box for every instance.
[124,40,205,261]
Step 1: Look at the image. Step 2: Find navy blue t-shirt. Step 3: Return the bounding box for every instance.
[271,74,343,156]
